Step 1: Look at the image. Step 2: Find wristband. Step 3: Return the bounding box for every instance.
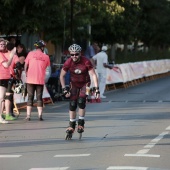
[62,87,67,92]
[62,86,70,95]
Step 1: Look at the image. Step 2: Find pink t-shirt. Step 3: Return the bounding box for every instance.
[25,50,50,85]
[0,52,11,79]
[9,55,19,76]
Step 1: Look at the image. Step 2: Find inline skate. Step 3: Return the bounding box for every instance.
[77,119,85,140]
[65,121,76,140]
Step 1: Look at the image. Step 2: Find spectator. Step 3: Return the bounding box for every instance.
[92,46,113,98]
[33,40,51,84]
[7,42,24,119]
[24,40,50,121]
[16,43,27,69]
[0,39,16,123]
[84,41,99,62]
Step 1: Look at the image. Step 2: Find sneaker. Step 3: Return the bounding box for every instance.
[100,95,106,98]
[5,114,17,121]
[0,117,8,124]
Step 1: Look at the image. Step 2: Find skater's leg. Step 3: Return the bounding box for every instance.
[67,99,77,132]
[77,97,86,133]
[65,119,76,140]
[77,116,85,133]
[66,118,76,132]
[65,84,79,139]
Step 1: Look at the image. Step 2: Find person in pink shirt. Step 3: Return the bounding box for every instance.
[24,40,50,121]
[0,39,16,124]
[4,42,23,119]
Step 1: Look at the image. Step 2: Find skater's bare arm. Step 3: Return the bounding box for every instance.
[60,68,67,88]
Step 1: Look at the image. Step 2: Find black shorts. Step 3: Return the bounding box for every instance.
[0,79,9,88]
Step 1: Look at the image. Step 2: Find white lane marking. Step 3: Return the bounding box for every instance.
[124,154,160,157]
[54,154,91,157]
[107,166,148,170]
[151,132,168,143]
[144,143,156,149]
[166,126,170,130]
[137,149,150,154]
[0,155,22,158]
[125,131,168,157]
[29,168,69,170]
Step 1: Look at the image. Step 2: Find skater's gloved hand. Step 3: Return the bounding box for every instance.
[94,87,100,99]
[62,87,71,98]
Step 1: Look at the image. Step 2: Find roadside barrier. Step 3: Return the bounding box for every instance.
[91,59,170,90]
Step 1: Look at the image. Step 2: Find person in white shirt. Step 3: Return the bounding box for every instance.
[92,46,113,98]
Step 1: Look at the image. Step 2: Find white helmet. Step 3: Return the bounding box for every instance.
[68,44,82,53]
[102,46,108,51]
[13,80,24,94]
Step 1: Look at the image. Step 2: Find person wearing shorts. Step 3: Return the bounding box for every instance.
[0,38,16,123]
[60,44,100,134]
[24,40,50,121]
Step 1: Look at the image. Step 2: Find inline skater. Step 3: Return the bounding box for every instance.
[60,44,100,140]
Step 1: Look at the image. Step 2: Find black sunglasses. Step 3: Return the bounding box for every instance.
[70,53,79,56]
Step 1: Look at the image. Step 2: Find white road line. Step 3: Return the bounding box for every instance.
[107,166,148,170]
[29,168,69,170]
[144,143,156,149]
[125,131,168,157]
[0,155,22,158]
[165,126,170,131]
[151,132,168,143]
[54,154,91,157]
[137,149,150,154]
[124,153,160,157]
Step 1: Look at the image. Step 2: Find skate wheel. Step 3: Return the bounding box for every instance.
[79,133,82,140]
[65,133,72,140]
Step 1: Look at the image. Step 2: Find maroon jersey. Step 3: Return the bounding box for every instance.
[62,56,93,88]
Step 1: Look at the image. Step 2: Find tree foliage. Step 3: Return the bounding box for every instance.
[0,0,170,50]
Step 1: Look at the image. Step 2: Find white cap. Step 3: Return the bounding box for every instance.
[102,46,107,51]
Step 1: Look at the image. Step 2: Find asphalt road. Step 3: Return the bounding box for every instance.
[1,76,170,170]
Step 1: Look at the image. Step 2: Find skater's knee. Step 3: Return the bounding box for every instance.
[69,100,77,111]
[78,97,86,109]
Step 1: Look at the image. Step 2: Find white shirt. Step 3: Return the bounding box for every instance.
[92,51,108,74]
